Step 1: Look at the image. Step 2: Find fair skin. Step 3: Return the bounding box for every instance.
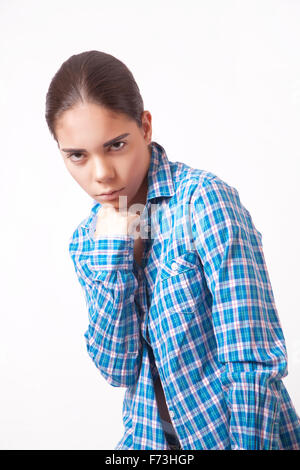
[54,102,153,264]
[55,101,172,419]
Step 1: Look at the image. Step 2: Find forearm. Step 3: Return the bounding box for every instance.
[220,362,286,449]
[69,228,143,387]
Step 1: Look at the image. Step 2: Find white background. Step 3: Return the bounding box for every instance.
[0,0,299,450]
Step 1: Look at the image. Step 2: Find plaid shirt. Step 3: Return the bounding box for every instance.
[69,141,300,450]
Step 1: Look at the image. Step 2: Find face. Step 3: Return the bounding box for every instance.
[55,101,152,211]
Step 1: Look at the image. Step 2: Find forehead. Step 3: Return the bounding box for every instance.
[55,102,135,145]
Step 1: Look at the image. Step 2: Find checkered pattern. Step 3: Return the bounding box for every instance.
[69,141,300,450]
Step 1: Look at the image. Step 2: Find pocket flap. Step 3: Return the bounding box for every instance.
[160,250,198,281]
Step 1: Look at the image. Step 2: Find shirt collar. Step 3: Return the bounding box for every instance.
[80,141,175,229]
[145,140,175,202]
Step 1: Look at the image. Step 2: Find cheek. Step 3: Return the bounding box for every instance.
[67,165,79,180]
[130,152,145,176]
[66,165,87,187]
[126,158,144,186]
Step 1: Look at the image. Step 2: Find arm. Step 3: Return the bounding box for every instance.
[69,225,143,387]
[190,176,288,450]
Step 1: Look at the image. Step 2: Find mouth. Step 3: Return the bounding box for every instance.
[96,187,125,200]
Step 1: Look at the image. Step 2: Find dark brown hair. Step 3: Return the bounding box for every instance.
[45,50,145,142]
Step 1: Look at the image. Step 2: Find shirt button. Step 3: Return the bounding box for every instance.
[171,262,178,271]
[169,409,176,419]
[130,294,134,302]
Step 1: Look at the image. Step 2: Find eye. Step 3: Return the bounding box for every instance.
[65,141,126,162]
[67,152,84,162]
[110,141,126,151]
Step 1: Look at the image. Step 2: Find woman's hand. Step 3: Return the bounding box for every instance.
[94,204,141,238]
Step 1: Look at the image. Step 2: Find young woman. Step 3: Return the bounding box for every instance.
[45,50,300,450]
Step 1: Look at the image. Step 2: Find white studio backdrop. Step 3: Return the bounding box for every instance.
[0,0,299,450]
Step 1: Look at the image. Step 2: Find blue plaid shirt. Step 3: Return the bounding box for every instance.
[69,141,300,450]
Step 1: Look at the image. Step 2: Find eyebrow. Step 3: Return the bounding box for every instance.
[61,133,130,152]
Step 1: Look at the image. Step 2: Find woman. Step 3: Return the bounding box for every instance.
[45,50,300,450]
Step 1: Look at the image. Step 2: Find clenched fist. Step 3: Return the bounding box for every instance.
[94,204,141,238]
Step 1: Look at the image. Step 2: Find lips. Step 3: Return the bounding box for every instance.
[96,187,125,200]
[98,189,119,195]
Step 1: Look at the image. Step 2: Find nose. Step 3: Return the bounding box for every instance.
[91,154,115,182]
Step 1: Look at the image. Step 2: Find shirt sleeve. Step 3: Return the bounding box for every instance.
[68,225,143,388]
[190,175,288,450]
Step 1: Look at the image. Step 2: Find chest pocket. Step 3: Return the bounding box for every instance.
[149,250,203,371]
[158,250,201,315]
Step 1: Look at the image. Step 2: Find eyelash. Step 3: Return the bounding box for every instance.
[67,141,127,161]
